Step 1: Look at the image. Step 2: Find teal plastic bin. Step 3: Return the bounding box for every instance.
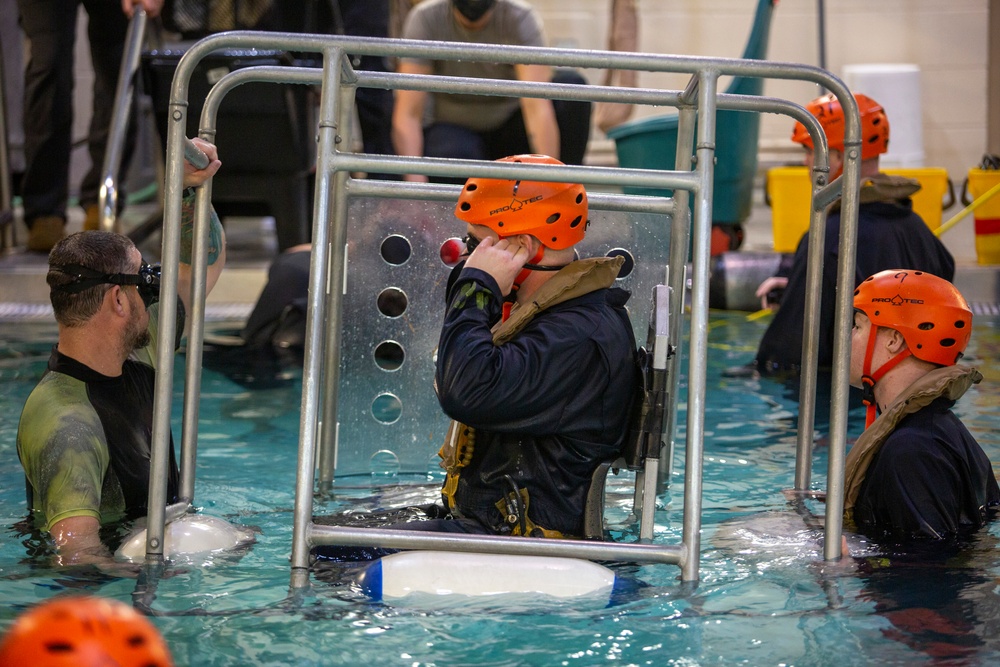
[608,0,776,226]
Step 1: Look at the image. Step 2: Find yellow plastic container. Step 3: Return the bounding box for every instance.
[966,168,1000,265]
[883,167,951,230]
[766,166,952,253]
[766,166,811,253]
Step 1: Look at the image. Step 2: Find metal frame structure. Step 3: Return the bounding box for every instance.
[141,31,863,585]
[96,7,149,232]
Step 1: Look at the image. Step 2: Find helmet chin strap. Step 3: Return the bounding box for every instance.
[503,245,547,321]
[860,324,911,428]
[500,243,575,321]
[512,246,548,291]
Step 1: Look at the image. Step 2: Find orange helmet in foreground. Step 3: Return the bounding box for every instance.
[792,93,890,160]
[454,154,588,250]
[0,596,174,667]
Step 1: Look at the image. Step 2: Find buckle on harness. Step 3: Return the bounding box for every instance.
[861,375,876,407]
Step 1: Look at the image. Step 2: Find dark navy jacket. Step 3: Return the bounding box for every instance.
[756,197,954,373]
[854,397,1000,541]
[435,267,638,536]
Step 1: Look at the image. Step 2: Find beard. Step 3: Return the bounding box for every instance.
[122,305,152,354]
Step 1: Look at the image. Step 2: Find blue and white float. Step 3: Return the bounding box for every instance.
[356,550,618,602]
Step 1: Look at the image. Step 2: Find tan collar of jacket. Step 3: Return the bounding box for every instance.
[832,172,922,211]
[843,364,983,516]
[491,255,624,345]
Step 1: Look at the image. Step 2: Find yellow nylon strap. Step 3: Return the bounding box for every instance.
[494,488,568,539]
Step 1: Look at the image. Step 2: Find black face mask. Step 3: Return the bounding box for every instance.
[452,0,496,22]
[53,260,162,309]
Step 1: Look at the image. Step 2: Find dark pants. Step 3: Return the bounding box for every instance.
[17,0,136,226]
[270,0,397,180]
[335,0,395,167]
[352,56,398,181]
[423,69,592,184]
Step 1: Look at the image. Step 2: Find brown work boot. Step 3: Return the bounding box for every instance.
[83,204,100,231]
[27,216,66,253]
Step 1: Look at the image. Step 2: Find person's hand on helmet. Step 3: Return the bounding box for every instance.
[464,236,532,296]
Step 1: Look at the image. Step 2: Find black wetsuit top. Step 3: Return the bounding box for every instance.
[17,305,181,529]
[48,350,180,518]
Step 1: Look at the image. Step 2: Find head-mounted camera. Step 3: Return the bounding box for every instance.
[53,260,162,309]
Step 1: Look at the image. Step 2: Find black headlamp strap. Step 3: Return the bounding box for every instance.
[54,263,144,294]
[52,263,160,309]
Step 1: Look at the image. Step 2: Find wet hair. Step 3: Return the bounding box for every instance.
[47,231,137,327]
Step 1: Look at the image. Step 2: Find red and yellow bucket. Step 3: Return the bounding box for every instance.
[965,168,1000,264]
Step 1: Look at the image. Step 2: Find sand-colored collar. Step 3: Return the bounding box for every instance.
[843,364,982,515]
[492,256,624,345]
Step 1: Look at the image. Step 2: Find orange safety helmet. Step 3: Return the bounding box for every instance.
[0,596,174,667]
[791,93,890,160]
[454,154,589,250]
[853,269,971,428]
[853,269,972,367]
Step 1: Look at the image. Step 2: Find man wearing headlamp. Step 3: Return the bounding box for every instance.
[15,138,223,566]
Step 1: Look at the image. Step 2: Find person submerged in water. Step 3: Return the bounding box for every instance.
[843,269,999,543]
[313,154,639,558]
[750,93,954,377]
[15,139,223,567]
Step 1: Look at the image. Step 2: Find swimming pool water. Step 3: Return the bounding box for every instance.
[2,313,999,666]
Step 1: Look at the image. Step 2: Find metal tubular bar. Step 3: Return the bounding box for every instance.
[310,525,683,565]
[678,72,701,106]
[317,58,358,493]
[176,63,302,502]
[291,47,345,573]
[98,8,146,233]
[792,200,829,492]
[368,69,685,106]
[347,179,676,216]
[812,177,845,211]
[172,31,851,96]
[143,20,193,565]
[680,69,721,582]
[175,179,213,503]
[194,64,818,117]
[658,104,697,496]
[146,29,861,581]
[334,153,700,191]
[791,122,833,492]
[388,70,828,124]
[823,90,863,561]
